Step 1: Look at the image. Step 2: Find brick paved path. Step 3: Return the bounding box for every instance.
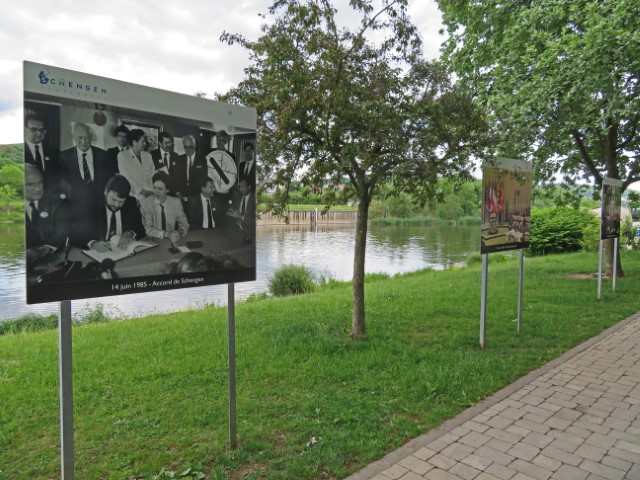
[346,312,640,480]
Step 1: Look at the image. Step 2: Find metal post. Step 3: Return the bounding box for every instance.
[612,237,618,293]
[58,300,74,479]
[227,283,237,449]
[517,249,524,334]
[480,254,488,349]
[597,239,603,300]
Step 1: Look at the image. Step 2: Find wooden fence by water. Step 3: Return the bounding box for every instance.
[257,209,357,225]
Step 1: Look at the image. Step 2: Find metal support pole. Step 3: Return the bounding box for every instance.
[480,254,488,349]
[612,237,618,293]
[58,300,74,479]
[227,283,237,449]
[597,239,603,300]
[517,249,524,334]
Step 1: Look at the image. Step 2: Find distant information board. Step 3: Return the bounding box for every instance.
[481,157,533,254]
[600,177,623,240]
[24,61,257,304]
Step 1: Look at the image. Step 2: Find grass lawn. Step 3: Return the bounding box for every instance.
[1,251,639,479]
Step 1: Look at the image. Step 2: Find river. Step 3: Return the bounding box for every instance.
[0,223,479,322]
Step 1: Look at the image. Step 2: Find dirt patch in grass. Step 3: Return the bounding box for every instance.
[564,273,599,280]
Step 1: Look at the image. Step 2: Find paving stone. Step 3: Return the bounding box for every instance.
[565,425,591,439]
[424,467,464,480]
[578,459,625,480]
[452,426,472,437]
[382,464,409,480]
[599,455,631,474]
[487,428,523,444]
[531,454,562,472]
[608,446,639,463]
[461,454,493,471]
[399,455,433,475]
[613,439,640,455]
[508,460,553,480]
[522,432,553,449]
[485,463,517,480]
[429,453,458,471]
[507,443,540,462]
[441,443,475,461]
[512,473,538,480]
[414,447,438,461]
[626,464,640,480]
[464,420,490,433]
[574,443,607,462]
[515,420,550,435]
[551,464,589,480]
[371,474,392,480]
[539,446,582,467]
[506,425,531,438]
[399,471,426,480]
[486,416,515,430]
[544,417,572,431]
[476,473,502,480]
[460,431,492,448]
[475,446,515,466]
[449,462,482,480]
[486,438,513,453]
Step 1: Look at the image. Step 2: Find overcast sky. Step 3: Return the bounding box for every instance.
[0,0,445,145]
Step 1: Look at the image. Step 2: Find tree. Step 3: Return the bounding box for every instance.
[438,0,640,276]
[222,0,492,339]
[0,163,24,196]
[0,184,17,217]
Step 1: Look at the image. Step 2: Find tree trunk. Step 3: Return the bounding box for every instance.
[604,238,624,278]
[350,195,370,340]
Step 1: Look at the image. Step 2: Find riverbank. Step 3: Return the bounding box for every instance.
[1,251,639,479]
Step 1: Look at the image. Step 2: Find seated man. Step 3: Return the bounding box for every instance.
[140,171,189,242]
[24,165,70,267]
[74,174,145,252]
[187,177,224,230]
[226,178,256,241]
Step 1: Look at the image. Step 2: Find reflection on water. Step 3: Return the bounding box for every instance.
[0,223,479,322]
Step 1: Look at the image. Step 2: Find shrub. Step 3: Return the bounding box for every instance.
[528,207,598,256]
[268,264,316,297]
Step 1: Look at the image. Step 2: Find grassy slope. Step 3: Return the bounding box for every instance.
[1,251,639,479]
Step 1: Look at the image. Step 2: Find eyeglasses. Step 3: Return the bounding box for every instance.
[26,127,46,134]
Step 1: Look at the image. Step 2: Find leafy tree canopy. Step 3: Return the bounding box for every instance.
[438,0,640,193]
[222,0,493,338]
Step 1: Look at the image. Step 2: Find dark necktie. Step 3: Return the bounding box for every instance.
[82,153,92,184]
[160,204,167,231]
[30,201,40,228]
[206,200,214,228]
[164,152,169,170]
[34,145,44,171]
[108,211,117,240]
[241,196,246,215]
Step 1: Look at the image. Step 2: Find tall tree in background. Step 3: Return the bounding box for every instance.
[222,0,491,339]
[438,0,640,276]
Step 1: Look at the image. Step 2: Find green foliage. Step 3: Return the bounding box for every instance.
[268,264,316,297]
[0,305,119,336]
[0,144,24,164]
[528,207,598,256]
[621,216,640,251]
[439,1,640,192]
[3,252,640,478]
[222,0,493,336]
[0,163,24,196]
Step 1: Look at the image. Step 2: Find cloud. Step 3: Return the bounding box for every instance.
[0,0,444,145]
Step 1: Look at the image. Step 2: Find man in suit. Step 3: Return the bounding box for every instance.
[24,165,70,267]
[226,178,256,241]
[150,131,178,173]
[238,142,256,184]
[169,134,207,200]
[140,171,189,242]
[59,122,112,205]
[106,125,129,176]
[187,177,225,230]
[24,112,64,199]
[74,174,145,252]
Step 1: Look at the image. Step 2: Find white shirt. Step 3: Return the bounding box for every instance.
[200,194,215,228]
